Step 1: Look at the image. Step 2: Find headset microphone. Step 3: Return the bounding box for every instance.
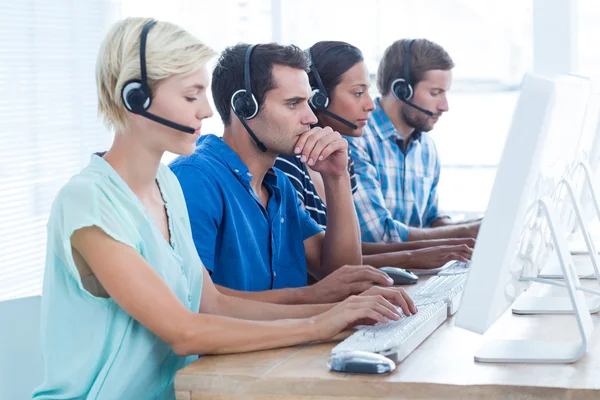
[236,111,267,153]
[121,20,196,134]
[390,39,435,118]
[318,108,360,129]
[230,44,268,153]
[393,92,435,117]
[306,49,358,131]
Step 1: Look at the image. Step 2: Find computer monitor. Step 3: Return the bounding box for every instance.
[538,75,600,278]
[454,73,594,363]
[572,75,600,170]
[524,74,591,271]
[512,75,600,313]
[565,75,600,250]
[587,79,600,173]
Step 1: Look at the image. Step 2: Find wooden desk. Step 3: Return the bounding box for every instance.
[175,272,600,399]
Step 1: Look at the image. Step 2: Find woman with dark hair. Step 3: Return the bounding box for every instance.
[275,41,474,272]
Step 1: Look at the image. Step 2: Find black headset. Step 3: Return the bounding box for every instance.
[391,39,434,117]
[306,48,358,130]
[230,44,267,152]
[121,20,196,134]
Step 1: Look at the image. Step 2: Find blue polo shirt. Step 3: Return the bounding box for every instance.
[169,134,322,291]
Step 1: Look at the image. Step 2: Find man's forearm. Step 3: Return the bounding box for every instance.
[432,216,483,227]
[407,224,473,241]
[431,216,453,227]
[457,217,483,225]
[362,239,456,255]
[362,237,475,256]
[216,284,318,305]
[214,289,334,320]
[320,172,362,273]
[362,251,413,268]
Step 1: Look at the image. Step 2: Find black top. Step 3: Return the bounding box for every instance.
[274,153,358,230]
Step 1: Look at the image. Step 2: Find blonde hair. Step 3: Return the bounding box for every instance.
[96,17,215,132]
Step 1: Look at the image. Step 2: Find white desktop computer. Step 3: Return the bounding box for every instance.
[509,74,600,314]
[455,73,594,363]
[563,75,600,258]
[330,72,596,366]
[537,76,600,281]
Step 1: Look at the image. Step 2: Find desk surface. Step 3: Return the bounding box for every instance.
[175,266,600,399]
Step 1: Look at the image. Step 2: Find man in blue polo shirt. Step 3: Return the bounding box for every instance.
[170,43,399,305]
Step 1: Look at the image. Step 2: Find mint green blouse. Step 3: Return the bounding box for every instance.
[33,155,204,400]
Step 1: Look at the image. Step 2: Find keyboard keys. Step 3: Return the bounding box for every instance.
[331,301,447,362]
[331,273,468,364]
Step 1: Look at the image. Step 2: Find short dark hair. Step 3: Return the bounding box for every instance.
[212,43,310,126]
[377,38,454,96]
[307,41,364,95]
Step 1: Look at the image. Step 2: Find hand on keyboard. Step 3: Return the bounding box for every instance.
[311,294,406,341]
[306,265,395,304]
[410,274,467,314]
[437,260,471,276]
[358,286,417,316]
[464,220,481,238]
[330,301,448,361]
[410,237,475,249]
[404,244,473,269]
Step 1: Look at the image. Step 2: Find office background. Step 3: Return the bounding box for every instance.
[0,0,598,302]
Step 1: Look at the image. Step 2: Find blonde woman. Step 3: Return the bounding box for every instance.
[33,18,414,399]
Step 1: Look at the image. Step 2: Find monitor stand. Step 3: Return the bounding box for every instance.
[544,161,600,271]
[475,197,593,363]
[518,175,600,314]
[567,160,600,256]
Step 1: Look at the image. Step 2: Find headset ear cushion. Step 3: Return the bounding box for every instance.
[122,80,151,112]
[309,89,329,110]
[231,89,258,120]
[234,96,248,117]
[232,91,250,118]
[391,78,414,102]
[402,83,414,100]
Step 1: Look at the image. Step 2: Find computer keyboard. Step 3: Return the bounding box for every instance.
[331,301,447,363]
[331,272,468,364]
[410,274,468,316]
[437,260,471,276]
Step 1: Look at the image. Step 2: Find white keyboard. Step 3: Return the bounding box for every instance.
[437,260,471,276]
[408,274,468,316]
[330,301,447,363]
[331,273,468,364]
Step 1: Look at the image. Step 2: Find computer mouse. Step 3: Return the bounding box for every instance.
[328,350,396,374]
[379,266,418,285]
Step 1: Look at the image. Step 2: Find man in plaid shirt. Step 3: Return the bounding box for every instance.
[348,38,480,242]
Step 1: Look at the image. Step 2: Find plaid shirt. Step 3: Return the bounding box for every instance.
[347,98,444,242]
